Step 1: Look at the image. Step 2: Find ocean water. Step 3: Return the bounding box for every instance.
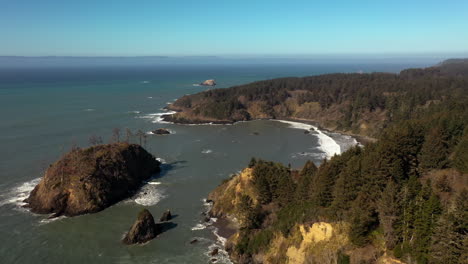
[0,62,431,263]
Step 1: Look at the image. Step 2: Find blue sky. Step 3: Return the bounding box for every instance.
[1,0,468,56]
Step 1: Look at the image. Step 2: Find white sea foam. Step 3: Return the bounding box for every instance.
[132,184,165,206]
[0,178,41,208]
[147,129,176,135]
[136,111,177,124]
[201,149,213,154]
[141,81,150,84]
[127,110,141,114]
[83,108,95,112]
[191,223,208,231]
[192,84,201,87]
[206,228,233,264]
[206,243,232,264]
[275,120,341,159]
[190,199,233,264]
[156,157,166,164]
[191,198,215,231]
[39,215,66,225]
[147,181,161,185]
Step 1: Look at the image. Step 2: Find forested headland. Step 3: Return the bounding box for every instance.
[165,59,468,138]
[190,60,468,263]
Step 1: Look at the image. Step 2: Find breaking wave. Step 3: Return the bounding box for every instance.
[275,120,342,159]
[0,178,41,208]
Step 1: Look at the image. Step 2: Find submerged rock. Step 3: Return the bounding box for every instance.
[24,143,160,217]
[200,79,216,86]
[210,248,219,256]
[122,209,160,245]
[152,128,171,135]
[190,239,198,244]
[160,209,172,222]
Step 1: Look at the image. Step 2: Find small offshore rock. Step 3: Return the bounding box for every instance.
[210,248,219,256]
[190,239,198,244]
[153,128,171,135]
[200,79,216,86]
[122,209,160,245]
[304,130,310,134]
[160,210,172,222]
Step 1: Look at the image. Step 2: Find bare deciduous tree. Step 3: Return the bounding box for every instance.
[89,135,103,146]
[125,128,132,143]
[136,130,144,145]
[112,128,121,143]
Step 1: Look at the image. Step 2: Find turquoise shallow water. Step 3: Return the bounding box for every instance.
[0,62,430,263]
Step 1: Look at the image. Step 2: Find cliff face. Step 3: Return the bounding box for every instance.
[208,168,354,264]
[208,168,258,219]
[25,143,160,217]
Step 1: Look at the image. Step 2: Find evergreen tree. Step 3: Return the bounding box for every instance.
[330,155,363,219]
[349,193,378,246]
[453,128,468,173]
[377,180,400,249]
[295,160,317,202]
[248,157,257,168]
[395,175,422,249]
[413,183,442,263]
[300,160,317,177]
[238,195,260,230]
[419,127,449,170]
[276,172,296,206]
[430,211,464,263]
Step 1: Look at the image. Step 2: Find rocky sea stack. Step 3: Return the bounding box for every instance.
[152,128,171,135]
[24,143,160,217]
[160,209,172,221]
[122,209,161,245]
[200,79,216,86]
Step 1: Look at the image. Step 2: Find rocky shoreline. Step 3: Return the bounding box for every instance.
[162,108,372,146]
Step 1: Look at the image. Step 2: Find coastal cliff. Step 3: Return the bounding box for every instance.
[209,154,467,263]
[24,143,160,217]
[165,60,468,137]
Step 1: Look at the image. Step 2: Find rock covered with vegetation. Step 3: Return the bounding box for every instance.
[122,209,161,245]
[165,59,468,137]
[24,143,160,217]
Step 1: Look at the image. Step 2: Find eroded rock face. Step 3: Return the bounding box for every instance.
[122,209,160,245]
[24,143,160,217]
